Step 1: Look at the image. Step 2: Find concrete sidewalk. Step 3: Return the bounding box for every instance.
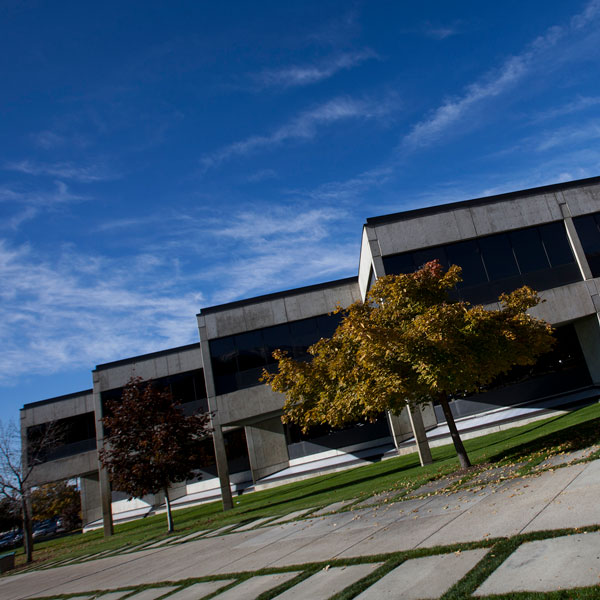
[4,458,600,599]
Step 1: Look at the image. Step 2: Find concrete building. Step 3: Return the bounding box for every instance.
[21,175,600,533]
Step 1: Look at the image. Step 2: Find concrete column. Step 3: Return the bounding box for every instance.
[559,201,593,280]
[197,315,233,510]
[574,314,600,384]
[92,371,113,536]
[386,409,414,449]
[80,471,103,527]
[245,417,289,483]
[211,424,233,509]
[407,405,433,466]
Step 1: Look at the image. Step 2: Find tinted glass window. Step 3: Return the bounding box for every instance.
[234,331,267,371]
[445,240,488,287]
[382,253,414,274]
[574,214,600,254]
[263,323,292,363]
[316,312,343,339]
[210,337,238,376]
[479,234,520,280]
[539,222,574,266]
[510,228,550,273]
[412,247,448,270]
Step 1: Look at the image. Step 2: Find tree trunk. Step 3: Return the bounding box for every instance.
[21,493,33,563]
[438,392,471,469]
[164,487,174,533]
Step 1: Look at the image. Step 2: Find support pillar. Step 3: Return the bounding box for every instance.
[80,471,103,527]
[574,314,600,384]
[92,370,113,536]
[407,405,433,466]
[245,417,289,483]
[212,424,233,510]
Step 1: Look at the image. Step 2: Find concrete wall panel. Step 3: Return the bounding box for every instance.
[95,346,202,391]
[216,385,285,425]
[29,450,98,486]
[561,183,600,216]
[531,281,597,325]
[21,391,94,427]
[245,417,289,481]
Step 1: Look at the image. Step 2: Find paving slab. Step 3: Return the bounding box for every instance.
[407,475,461,498]
[161,580,236,599]
[274,563,383,600]
[124,587,179,600]
[310,499,357,516]
[170,530,209,543]
[203,524,237,538]
[355,548,488,599]
[475,532,600,595]
[353,490,402,507]
[523,459,600,532]
[145,537,181,549]
[213,572,300,599]
[419,465,587,547]
[234,517,275,532]
[268,509,314,525]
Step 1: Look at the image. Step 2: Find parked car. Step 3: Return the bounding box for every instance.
[0,530,22,550]
[32,519,59,540]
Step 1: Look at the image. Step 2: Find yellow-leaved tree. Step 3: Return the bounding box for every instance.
[263,260,555,469]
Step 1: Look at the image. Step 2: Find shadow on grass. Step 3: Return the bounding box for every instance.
[484,416,600,465]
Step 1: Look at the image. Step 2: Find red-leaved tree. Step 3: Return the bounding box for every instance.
[99,377,211,532]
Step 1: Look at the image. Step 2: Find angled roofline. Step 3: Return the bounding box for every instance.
[199,276,358,316]
[366,175,600,226]
[94,342,201,372]
[22,389,94,410]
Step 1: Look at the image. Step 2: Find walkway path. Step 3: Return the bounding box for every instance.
[4,458,600,599]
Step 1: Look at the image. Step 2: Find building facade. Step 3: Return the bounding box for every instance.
[21,175,600,532]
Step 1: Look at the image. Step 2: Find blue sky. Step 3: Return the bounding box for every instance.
[2,1,600,422]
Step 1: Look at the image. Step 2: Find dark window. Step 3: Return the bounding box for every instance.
[290,318,320,359]
[445,240,488,288]
[382,220,581,304]
[210,337,238,378]
[27,412,97,464]
[539,222,575,267]
[263,323,292,364]
[574,213,600,277]
[479,234,520,281]
[209,314,342,395]
[412,247,448,270]
[382,253,414,275]
[510,228,550,273]
[316,312,343,339]
[234,331,267,372]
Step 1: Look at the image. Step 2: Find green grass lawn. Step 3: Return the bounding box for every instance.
[15,401,600,571]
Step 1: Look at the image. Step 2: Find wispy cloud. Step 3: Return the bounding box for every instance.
[535,119,600,151]
[532,95,600,122]
[0,181,86,230]
[205,206,357,303]
[0,240,202,383]
[216,207,342,241]
[423,22,462,40]
[403,0,600,149]
[5,159,116,182]
[201,95,396,171]
[252,49,377,89]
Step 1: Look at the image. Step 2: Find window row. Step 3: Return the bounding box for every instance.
[100,370,207,410]
[382,221,581,304]
[209,312,343,396]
